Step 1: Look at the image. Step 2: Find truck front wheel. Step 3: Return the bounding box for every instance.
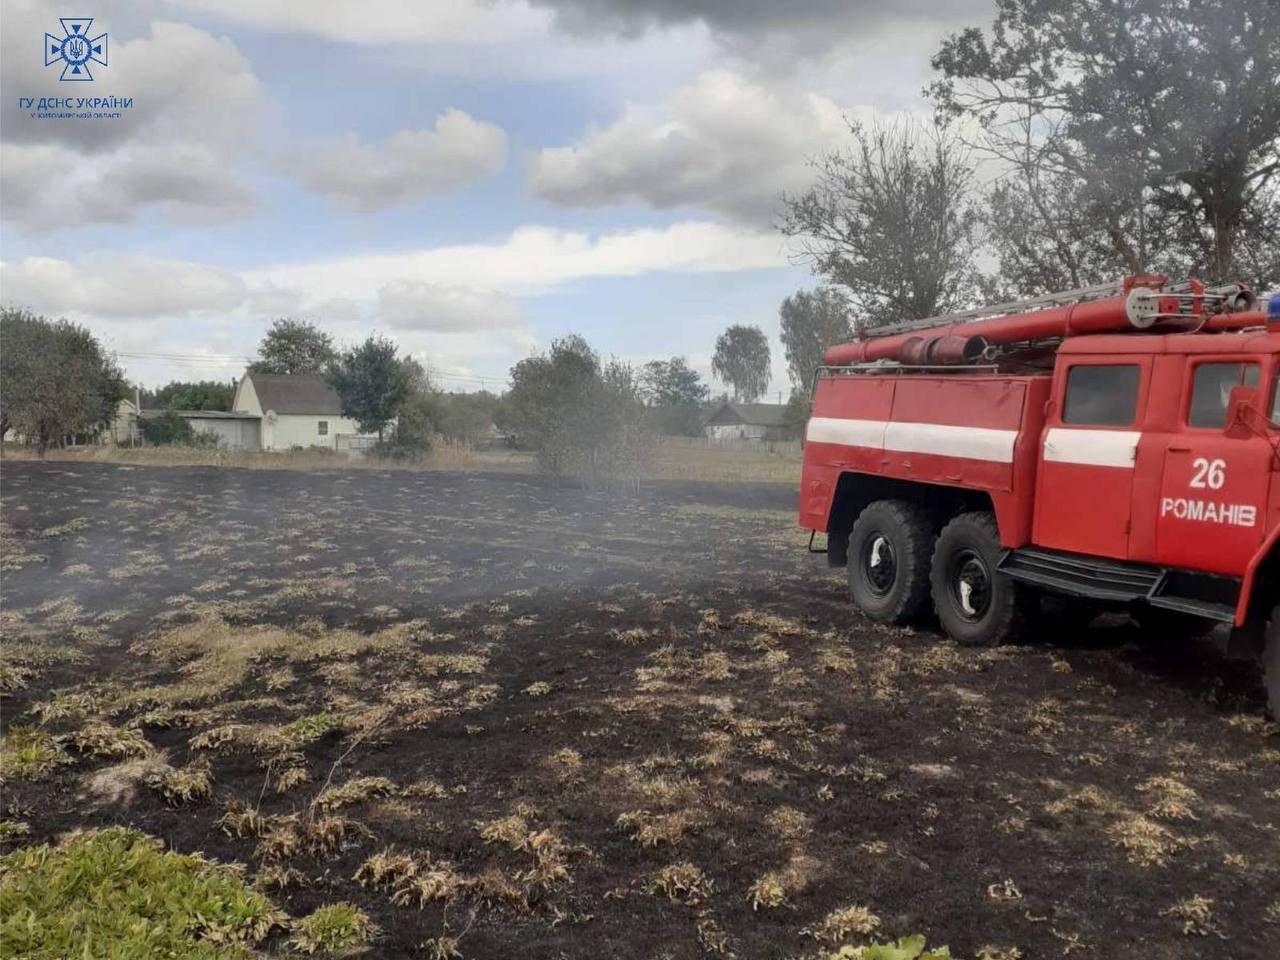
[1264,606,1280,721]
[931,511,1030,647]
[847,500,933,625]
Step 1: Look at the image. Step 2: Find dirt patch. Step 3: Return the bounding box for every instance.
[0,461,1277,959]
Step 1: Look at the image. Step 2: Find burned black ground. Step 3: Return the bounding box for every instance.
[1,461,1277,958]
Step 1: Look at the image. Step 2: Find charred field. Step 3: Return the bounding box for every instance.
[0,459,1277,959]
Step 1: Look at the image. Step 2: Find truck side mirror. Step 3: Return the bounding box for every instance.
[1225,385,1260,439]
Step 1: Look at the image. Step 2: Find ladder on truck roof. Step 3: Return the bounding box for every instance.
[860,277,1254,340]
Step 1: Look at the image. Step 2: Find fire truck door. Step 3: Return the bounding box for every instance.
[1035,360,1148,560]
[1155,360,1272,576]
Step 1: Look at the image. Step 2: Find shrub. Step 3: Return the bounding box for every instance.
[140,410,195,445]
[0,726,69,780]
[288,902,377,955]
[0,828,282,958]
[502,335,652,487]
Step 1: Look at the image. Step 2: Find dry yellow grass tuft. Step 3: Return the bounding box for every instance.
[615,809,699,847]
[764,805,811,840]
[648,862,713,905]
[70,721,149,760]
[314,775,396,812]
[1138,776,1198,821]
[1107,814,1185,867]
[747,872,787,910]
[390,858,464,907]
[354,848,417,888]
[147,759,213,805]
[809,904,881,943]
[1161,894,1221,936]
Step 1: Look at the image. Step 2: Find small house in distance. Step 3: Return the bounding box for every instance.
[232,372,366,451]
[702,401,789,441]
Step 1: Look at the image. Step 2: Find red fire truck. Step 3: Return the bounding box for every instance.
[799,277,1280,717]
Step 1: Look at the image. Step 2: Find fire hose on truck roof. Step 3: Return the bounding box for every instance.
[823,275,1268,368]
[799,275,1280,720]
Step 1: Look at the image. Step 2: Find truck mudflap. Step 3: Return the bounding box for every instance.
[1236,524,1280,627]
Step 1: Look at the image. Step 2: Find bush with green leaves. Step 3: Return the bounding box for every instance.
[826,935,952,960]
[0,308,127,453]
[502,335,652,486]
[0,828,282,959]
[288,902,377,955]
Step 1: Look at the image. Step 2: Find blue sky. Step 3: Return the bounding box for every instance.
[0,0,992,391]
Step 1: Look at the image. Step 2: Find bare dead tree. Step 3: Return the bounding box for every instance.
[780,118,981,327]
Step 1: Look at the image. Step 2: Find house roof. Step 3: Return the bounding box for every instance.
[140,409,260,420]
[245,373,342,415]
[703,401,789,428]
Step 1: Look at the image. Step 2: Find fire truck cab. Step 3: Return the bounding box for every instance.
[800,280,1280,718]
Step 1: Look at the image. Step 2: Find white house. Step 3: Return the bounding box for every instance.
[231,372,368,451]
[702,401,790,442]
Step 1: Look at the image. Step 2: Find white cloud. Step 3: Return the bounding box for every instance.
[163,0,550,45]
[377,281,525,333]
[297,110,508,209]
[532,70,852,224]
[0,255,246,318]
[0,6,265,229]
[245,221,787,302]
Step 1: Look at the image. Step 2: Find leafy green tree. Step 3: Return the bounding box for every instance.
[139,411,194,445]
[930,0,1280,285]
[639,357,709,436]
[711,325,771,403]
[250,319,336,375]
[781,119,980,326]
[503,335,650,484]
[142,380,235,412]
[779,288,852,396]
[327,336,410,441]
[0,308,127,455]
[381,357,441,457]
[434,391,500,443]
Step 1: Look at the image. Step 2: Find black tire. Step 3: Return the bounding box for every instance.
[1264,606,1280,722]
[846,500,934,624]
[930,511,1031,647]
[1132,606,1217,643]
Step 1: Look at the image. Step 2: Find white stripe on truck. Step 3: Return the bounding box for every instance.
[806,417,1018,463]
[1042,428,1141,468]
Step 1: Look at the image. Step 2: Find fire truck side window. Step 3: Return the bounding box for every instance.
[1062,364,1139,426]
[1187,362,1259,428]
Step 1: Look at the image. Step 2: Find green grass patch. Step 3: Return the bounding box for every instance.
[288,902,378,955]
[0,726,70,780]
[0,828,282,959]
[0,829,281,960]
[825,935,952,960]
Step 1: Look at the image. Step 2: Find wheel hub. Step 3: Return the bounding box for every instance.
[953,549,991,621]
[864,533,897,596]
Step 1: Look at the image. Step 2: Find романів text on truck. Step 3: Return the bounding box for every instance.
[798,277,1280,717]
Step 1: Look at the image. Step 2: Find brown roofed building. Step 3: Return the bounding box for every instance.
[702,401,790,441]
[232,372,371,451]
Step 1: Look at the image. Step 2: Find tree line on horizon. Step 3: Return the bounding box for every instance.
[4,1,1275,474]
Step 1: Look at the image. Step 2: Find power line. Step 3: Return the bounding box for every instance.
[115,351,512,388]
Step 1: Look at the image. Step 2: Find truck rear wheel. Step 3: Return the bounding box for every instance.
[931,511,1030,647]
[847,500,933,625]
[1264,606,1280,722]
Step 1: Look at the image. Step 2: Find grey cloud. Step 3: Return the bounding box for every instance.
[530,0,993,52]
[531,70,853,225]
[0,254,247,318]
[0,2,263,229]
[296,110,508,209]
[377,280,526,333]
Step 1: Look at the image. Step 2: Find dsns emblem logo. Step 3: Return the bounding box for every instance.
[44,18,108,81]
